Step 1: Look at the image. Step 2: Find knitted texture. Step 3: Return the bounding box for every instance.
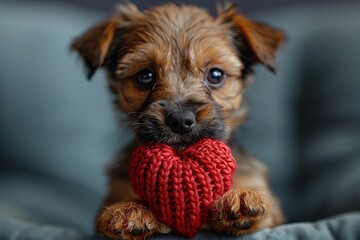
[129,138,236,237]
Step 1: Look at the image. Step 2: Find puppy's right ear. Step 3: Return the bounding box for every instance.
[217,4,285,74]
[71,19,118,80]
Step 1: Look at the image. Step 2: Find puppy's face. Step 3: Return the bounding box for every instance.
[72,4,284,149]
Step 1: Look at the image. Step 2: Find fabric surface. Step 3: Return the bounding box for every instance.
[0,1,126,235]
[2,212,360,240]
[0,216,81,240]
[0,1,360,240]
[155,212,360,240]
[0,1,119,194]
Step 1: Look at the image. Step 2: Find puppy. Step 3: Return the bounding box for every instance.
[71,3,285,240]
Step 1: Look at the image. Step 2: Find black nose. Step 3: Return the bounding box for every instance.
[166,111,196,134]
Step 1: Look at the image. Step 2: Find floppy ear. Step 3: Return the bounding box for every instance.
[70,19,118,79]
[71,4,142,80]
[218,5,285,73]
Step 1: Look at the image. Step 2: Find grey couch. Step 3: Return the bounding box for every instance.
[1,1,360,239]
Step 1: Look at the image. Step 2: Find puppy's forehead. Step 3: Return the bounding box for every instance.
[117,5,241,77]
[142,4,221,37]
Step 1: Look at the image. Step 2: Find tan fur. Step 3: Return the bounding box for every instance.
[71,3,285,240]
[96,200,170,240]
[232,14,285,71]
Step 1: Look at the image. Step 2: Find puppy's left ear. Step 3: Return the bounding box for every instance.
[218,5,286,73]
[71,19,118,79]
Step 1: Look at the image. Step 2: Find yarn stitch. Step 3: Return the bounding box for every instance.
[130,138,236,237]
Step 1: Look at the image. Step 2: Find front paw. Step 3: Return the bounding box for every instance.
[96,200,170,240]
[208,189,271,236]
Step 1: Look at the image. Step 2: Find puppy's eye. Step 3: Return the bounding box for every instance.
[136,69,155,88]
[207,68,226,88]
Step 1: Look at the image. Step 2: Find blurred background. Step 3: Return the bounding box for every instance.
[6,0,360,14]
[0,0,359,239]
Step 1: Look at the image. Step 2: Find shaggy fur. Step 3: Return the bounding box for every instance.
[71,3,285,240]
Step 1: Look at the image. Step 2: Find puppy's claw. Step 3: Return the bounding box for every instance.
[233,221,252,230]
[229,212,240,219]
[130,227,144,235]
[247,209,258,217]
[259,207,265,215]
[158,224,172,234]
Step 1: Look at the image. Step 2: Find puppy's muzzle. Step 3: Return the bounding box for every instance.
[166,111,196,134]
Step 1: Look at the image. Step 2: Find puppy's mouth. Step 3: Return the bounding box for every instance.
[162,132,206,151]
[129,100,226,150]
[138,128,222,151]
[132,115,225,150]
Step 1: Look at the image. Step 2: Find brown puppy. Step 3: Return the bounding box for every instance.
[71,3,285,240]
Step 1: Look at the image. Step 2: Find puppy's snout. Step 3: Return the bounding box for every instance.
[166,111,196,134]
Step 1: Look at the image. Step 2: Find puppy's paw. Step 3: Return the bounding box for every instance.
[96,200,171,240]
[208,189,271,236]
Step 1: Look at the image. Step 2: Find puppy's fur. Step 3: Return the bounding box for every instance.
[71,3,285,240]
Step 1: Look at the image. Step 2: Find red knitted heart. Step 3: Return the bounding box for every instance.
[129,138,236,237]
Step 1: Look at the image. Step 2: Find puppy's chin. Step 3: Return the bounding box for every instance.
[166,138,197,151]
[154,134,195,150]
[166,133,222,151]
[135,122,226,151]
